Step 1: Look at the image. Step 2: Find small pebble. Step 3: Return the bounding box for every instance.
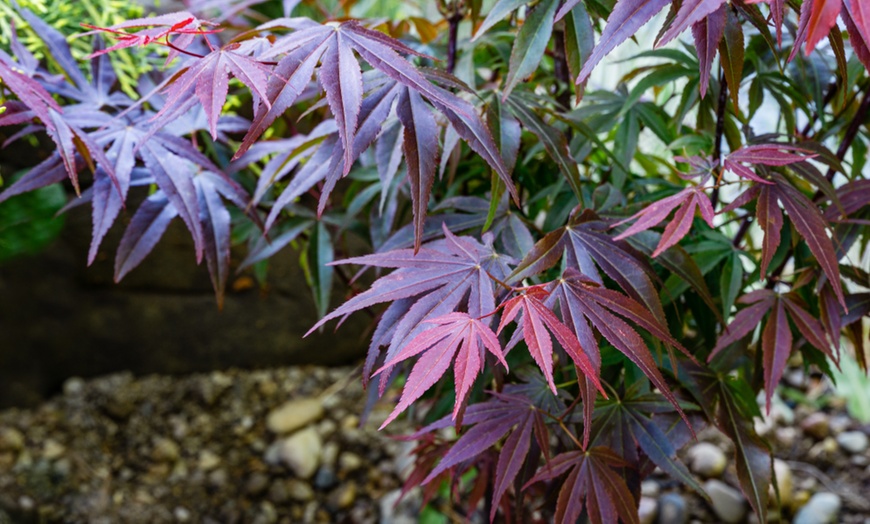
[801,413,830,440]
[0,428,25,452]
[313,467,338,490]
[687,442,727,478]
[266,398,324,434]
[836,431,869,454]
[339,452,363,472]
[705,480,746,524]
[793,492,842,524]
[152,437,180,463]
[771,459,793,510]
[277,427,322,478]
[639,497,657,524]
[657,493,688,524]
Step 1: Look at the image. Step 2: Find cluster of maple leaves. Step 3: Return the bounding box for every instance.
[0,0,868,522]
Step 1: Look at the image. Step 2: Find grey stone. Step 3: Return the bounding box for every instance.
[836,431,869,454]
[705,480,746,524]
[313,467,338,490]
[266,398,324,434]
[639,497,657,524]
[641,480,660,498]
[794,493,841,524]
[277,427,321,478]
[656,493,688,524]
[687,442,727,478]
[245,472,270,495]
[380,488,421,524]
[63,377,86,396]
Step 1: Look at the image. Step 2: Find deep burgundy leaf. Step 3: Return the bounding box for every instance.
[138,142,204,261]
[0,59,61,128]
[115,192,179,280]
[153,45,272,140]
[374,313,507,427]
[321,32,363,175]
[843,1,870,71]
[773,176,845,307]
[761,299,791,411]
[498,287,604,395]
[709,294,776,359]
[396,88,440,251]
[577,0,671,83]
[236,36,330,155]
[614,186,714,256]
[490,405,534,521]
[756,185,782,277]
[658,0,727,47]
[196,176,232,307]
[691,5,727,98]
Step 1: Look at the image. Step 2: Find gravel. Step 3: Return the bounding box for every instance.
[0,366,413,523]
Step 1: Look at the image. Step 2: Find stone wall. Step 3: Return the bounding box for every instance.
[0,200,371,408]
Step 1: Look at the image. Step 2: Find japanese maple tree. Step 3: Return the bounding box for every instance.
[1,0,868,521]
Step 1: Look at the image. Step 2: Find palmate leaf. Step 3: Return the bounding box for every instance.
[547,269,695,444]
[409,388,555,521]
[708,289,834,411]
[722,169,845,307]
[374,313,508,428]
[613,184,716,257]
[498,286,605,396]
[656,0,727,48]
[525,446,639,524]
[590,384,706,498]
[576,0,671,84]
[306,225,514,390]
[144,43,272,141]
[510,210,667,324]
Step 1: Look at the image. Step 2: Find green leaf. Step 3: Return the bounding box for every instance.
[303,221,334,319]
[505,94,583,203]
[503,0,559,98]
[720,252,743,316]
[564,2,594,102]
[0,171,66,262]
[718,7,744,110]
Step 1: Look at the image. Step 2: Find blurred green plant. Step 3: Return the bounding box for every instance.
[831,351,870,423]
[0,0,151,96]
[0,170,66,262]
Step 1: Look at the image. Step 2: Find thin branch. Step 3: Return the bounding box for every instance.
[709,69,728,208]
[446,12,462,74]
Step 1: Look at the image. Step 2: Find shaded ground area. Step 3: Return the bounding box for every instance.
[0,364,868,523]
[0,366,419,524]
